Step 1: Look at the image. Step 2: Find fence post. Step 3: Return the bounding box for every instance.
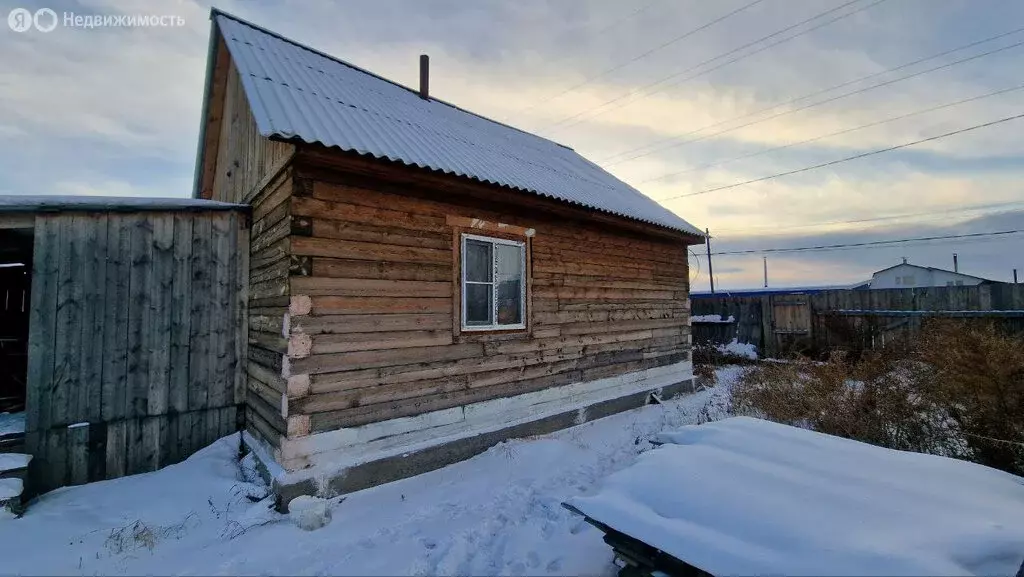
[760,295,773,358]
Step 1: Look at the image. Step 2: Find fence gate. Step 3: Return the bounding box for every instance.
[771,294,811,352]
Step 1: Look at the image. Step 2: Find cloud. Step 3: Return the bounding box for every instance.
[51,175,193,198]
[695,209,1024,290]
[0,0,1020,287]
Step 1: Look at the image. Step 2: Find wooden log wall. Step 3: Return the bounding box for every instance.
[24,210,248,494]
[243,165,294,453]
[276,154,694,455]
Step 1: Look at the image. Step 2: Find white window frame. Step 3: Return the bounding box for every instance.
[461,233,527,332]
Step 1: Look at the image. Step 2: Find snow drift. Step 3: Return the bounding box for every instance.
[567,416,1024,576]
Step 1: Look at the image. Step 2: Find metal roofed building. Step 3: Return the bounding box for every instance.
[192,8,705,510]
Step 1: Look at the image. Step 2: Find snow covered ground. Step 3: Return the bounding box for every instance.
[0,369,739,576]
[569,416,1024,576]
[716,338,757,360]
[0,411,25,436]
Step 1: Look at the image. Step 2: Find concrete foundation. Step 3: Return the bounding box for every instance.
[262,377,695,511]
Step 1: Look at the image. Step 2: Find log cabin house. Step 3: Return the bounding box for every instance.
[194,9,706,505]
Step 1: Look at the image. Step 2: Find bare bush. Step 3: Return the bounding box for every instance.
[731,320,1024,473]
[914,321,1024,472]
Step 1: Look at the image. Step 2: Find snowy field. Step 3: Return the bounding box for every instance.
[0,370,739,576]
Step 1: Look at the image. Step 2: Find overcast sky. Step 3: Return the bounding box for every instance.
[1,0,1021,289]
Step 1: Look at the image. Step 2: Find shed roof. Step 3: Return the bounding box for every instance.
[0,195,247,214]
[205,10,702,237]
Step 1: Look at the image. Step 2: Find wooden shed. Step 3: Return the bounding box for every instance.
[193,10,706,505]
[0,196,249,495]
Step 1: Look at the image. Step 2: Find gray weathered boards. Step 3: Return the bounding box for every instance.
[692,284,1024,356]
[24,210,248,494]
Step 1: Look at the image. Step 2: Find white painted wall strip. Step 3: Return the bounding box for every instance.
[275,360,693,483]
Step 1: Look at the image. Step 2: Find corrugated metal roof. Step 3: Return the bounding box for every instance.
[212,11,702,237]
[0,195,247,213]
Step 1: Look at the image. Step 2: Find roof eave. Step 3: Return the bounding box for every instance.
[288,140,706,241]
[191,10,222,199]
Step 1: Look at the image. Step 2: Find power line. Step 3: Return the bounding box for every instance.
[609,33,1024,167]
[657,111,1024,200]
[642,82,1024,183]
[704,229,1024,256]
[542,0,885,133]
[540,0,876,131]
[598,26,1024,166]
[517,0,764,115]
[714,200,1024,235]
[508,0,666,116]
[688,247,702,282]
[581,0,666,37]
[692,234,1022,259]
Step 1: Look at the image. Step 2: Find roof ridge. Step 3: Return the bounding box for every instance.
[209,7,574,151]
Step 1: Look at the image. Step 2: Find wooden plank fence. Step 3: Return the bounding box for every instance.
[24,210,248,494]
[692,284,1024,358]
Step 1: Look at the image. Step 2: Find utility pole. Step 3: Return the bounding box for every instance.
[953,253,959,273]
[705,228,714,294]
[763,255,768,288]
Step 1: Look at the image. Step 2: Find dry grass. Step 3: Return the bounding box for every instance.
[731,320,1024,474]
[103,513,200,556]
[693,362,717,387]
[692,343,758,367]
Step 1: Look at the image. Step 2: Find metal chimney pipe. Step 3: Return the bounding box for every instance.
[953,253,959,273]
[419,54,429,100]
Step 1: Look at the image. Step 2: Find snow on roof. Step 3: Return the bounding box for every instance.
[0,195,247,214]
[209,10,702,237]
[567,416,1024,576]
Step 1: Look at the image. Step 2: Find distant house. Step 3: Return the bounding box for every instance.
[867,261,999,290]
[193,9,705,506]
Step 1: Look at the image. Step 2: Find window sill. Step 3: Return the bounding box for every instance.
[455,327,531,343]
[461,325,526,332]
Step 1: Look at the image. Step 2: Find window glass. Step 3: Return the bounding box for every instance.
[495,244,523,325]
[465,239,492,283]
[465,283,493,326]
